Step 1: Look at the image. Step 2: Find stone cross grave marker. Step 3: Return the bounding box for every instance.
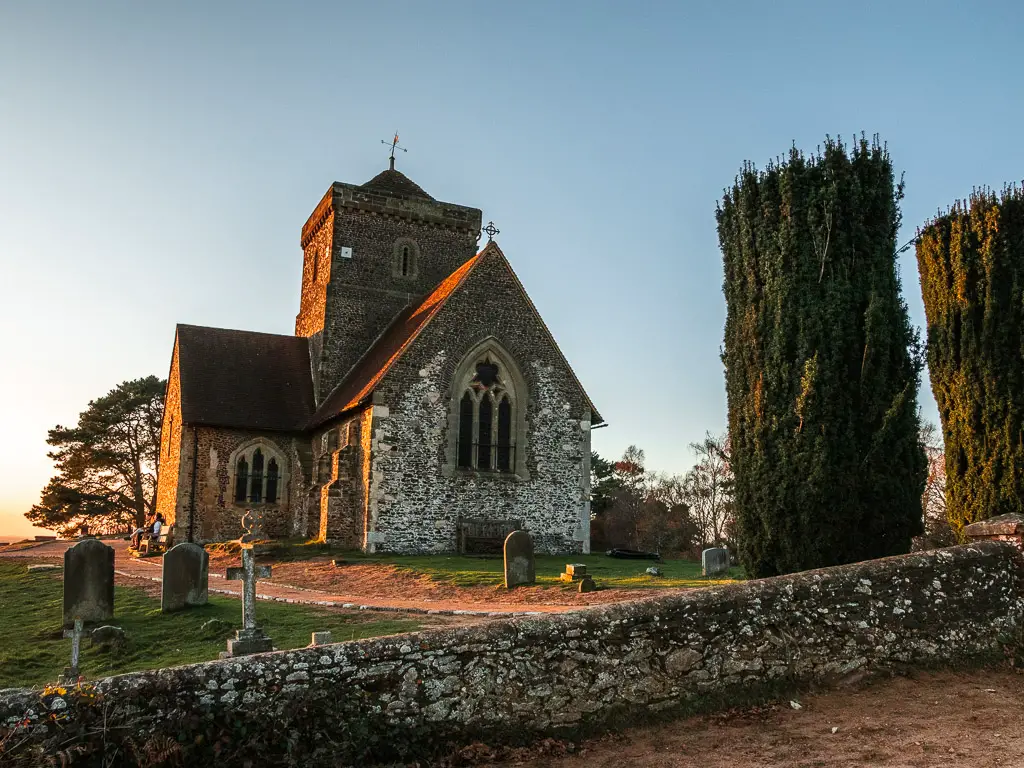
[63,538,114,627]
[503,530,535,589]
[702,547,730,577]
[224,546,273,656]
[60,619,84,684]
[161,542,209,612]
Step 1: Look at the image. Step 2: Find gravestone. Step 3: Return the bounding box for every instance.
[702,547,730,577]
[161,542,209,612]
[310,631,333,646]
[559,563,587,582]
[223,546,273,656]
[503,530,535,589]
[63,538,114,627]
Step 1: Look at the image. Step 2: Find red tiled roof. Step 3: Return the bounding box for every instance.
[308,250,486,427]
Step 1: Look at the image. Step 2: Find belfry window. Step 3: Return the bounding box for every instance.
[231,443,286,504]
[456,357,516,472]
[392,238,419,279]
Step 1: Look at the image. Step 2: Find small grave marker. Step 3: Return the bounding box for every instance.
[224,546,273,656]
[503,530,535,589]
[702,547,730,577]
[559,563,588,582]
[60,619,84,684]
[310,631,333,646]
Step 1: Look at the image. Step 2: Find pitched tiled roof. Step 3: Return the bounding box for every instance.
[360,169,434,200]
[177,325,315,431]
[309,250,486,427]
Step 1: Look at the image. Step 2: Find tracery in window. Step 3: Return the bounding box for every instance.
[230,442,286,504]
[456,355,518,472]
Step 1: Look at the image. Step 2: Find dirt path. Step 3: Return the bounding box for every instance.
[469,669,1024,768]
[1,540,662,616]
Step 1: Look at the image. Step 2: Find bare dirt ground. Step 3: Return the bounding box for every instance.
[460,669,1024,768]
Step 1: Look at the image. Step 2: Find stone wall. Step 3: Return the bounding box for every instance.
[6,543,1018,767]
[177,427,300,542]
[154,339,185,529]
[365,251,593,554]
[312,183,482,404]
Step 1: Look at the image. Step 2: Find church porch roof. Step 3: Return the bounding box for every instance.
[176,324,315,432]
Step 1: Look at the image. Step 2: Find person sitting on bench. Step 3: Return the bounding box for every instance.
[131,514,154,549]
[149,513,164,544]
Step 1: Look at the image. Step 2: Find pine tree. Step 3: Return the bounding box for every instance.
[717,136,926,577]
[915,186,1024,538]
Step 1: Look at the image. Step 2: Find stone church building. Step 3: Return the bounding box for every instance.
[154,163,602,553]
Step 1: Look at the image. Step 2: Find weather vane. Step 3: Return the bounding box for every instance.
[482,221,500,242]
[381,132,407,170]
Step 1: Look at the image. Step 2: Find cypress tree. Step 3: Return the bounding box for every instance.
[717,136,926,578]
[916,186,1024,538]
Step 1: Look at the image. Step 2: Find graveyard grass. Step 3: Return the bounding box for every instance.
[355,552,744,588]
[0,559,420,690]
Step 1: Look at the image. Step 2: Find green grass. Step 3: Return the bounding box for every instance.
[343,552,744,589]
[0,559,421,690]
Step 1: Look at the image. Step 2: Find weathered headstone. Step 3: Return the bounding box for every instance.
[63,538,114,627]
[503,530,535,589]
[702,547,730,577]
[60,619,84,684]
[161,542,209,612]
[310,631,333,646]
[223,546,273,656]
[578,576,596,593]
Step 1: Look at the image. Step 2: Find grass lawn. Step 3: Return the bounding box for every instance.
[346,552,744,589]
[0,559,421,690]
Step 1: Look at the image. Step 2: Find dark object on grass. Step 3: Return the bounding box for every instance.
[331,559,346,567]
[605,548,660,561]
[91,625,126,654]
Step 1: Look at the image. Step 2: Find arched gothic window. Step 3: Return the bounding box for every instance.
[230,442,287,504]
[454,353,520,473]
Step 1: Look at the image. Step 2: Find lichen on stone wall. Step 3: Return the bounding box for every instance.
[3,543,1022,767]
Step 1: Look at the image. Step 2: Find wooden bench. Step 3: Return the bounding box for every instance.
[138,529,173,557]
[457,518,523,555]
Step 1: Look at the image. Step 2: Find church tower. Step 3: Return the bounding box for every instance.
[295,165,483,402]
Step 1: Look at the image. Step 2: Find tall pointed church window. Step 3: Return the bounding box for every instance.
[234,457,249,503]
[266,459,279,504]
[250,449,264,503]
[458,392,474,468]
[452,352,521,473]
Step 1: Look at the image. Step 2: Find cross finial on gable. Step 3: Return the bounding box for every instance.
[482,221,500,242]
[381,132,407,170]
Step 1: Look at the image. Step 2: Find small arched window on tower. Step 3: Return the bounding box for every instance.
[392,238,419,279]
[454,354,519,473]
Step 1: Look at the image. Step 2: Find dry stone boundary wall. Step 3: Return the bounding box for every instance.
[3,542,1022,766]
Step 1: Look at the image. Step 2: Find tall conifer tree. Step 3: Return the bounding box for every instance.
[916,186,1024,538]
[717,137,926,577]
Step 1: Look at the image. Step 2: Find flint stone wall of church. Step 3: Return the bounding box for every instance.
[314,203,480,403]
[3,544,1021,767]
[310,410,373,548]
[365,252,592,554]
[176,427,300,542]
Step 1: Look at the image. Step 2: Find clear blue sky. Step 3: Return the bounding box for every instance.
[1,1,1022,537]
